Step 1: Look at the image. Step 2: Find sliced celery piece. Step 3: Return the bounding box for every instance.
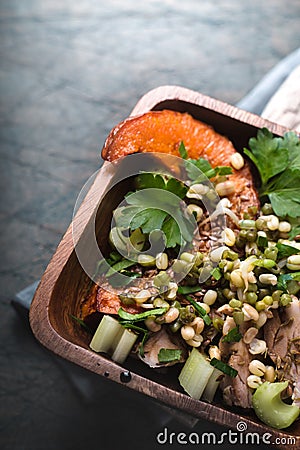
[202,368,223,403]
[111,328,138,364]
[179,348,214,399]
[90,315,123,353]
[252,381,300,429]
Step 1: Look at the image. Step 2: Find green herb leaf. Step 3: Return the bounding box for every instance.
[289,225,300,240]
[118,307,167,322]
[161,217,182,248]
[276,242,300,259]
[178,141,188,159]
[165,177,188,199]
[119,270,141,278]
[139,329,149,358]
[121,323,149,357]
[277,272,300,291]
[116,175,193,249]
[158,348,182,363]
[177,285,202,295]
[135,172,187,199]
[186,157,213,180]
[210,358,238,377]
[222,326,242,343]
[265,169,300,218]
[70,315,92,334]
[244,129,300,219]
[185,157,232,184]
[215,166,233,176]
[186,296,211,325]
[244,128,289,185]
[130,208,168,234]
[281,131,300,170]
[106,259,135,277]
[135,173,165,190]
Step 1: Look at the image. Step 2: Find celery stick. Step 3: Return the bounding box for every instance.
[179,348,214,399]
[90,315,123,353]
[252,381,300,429]
[111,328,138,364]
[202,368,223,403]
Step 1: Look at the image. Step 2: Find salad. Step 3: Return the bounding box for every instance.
[77,110,300,430]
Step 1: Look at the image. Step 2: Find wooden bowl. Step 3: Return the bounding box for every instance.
[29,86,300,449]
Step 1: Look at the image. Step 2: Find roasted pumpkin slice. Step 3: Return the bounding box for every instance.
[80,284,141,322]
[102,110,259,215]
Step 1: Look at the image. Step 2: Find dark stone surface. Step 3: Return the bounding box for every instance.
[1,1,299,449]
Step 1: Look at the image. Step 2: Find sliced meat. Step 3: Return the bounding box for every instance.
[140,326,187,368]
[220,340,253,409]
[101,110,259,216]
[264,298,300,406]
[219,323,254,409]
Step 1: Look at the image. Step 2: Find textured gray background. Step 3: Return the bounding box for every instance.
[1,1,299,449]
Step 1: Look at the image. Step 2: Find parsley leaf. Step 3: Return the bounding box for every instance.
[290,225,300,240]
[244,128,289,185]
[130,208,168,234]
[158,348,182,363]
[135,172,187,199]
[277,272,300,291]
[185,158,232,183]
[244,129,300,220]
[276,242,300,259]
[135,173,166,190]
[161,216,182,247]
[263,169,300,218]
[115,172,194,249]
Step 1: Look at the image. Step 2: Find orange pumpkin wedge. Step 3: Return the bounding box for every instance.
[102,110,259,216]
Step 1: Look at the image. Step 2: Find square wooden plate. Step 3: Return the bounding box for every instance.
[29,86,300,449]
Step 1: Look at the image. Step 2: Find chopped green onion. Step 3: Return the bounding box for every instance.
[210,358,238,377]
[177,285,202,295]
[70,315,92,334]
[257,235,268,248]
[178,141,188,159]
[210,267,222,280]
[186,296,211,325]
[158,348,182,363]
[221,326,242,343]
[179,348,214,399]
[118,307,167,322]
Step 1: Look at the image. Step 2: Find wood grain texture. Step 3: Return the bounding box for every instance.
[29,86,300,449]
